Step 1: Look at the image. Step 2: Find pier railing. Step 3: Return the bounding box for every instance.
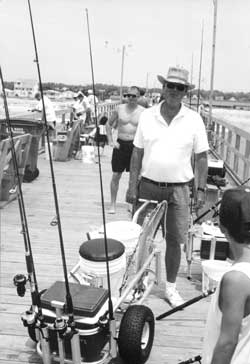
[55,100,119,124]
[202,111,250,185]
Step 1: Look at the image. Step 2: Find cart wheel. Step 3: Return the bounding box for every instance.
[118,305,154,364]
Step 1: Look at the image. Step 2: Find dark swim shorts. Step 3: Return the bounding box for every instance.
[111,139,134,172]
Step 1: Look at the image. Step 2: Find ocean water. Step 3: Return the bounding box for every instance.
[1,97,250,132]
[0,97,67,119]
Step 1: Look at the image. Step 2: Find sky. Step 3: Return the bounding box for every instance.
[0,0,250,92]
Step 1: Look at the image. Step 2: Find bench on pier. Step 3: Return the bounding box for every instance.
[0,117,46,176]
[53,119,84,161]
[0,133,32,208]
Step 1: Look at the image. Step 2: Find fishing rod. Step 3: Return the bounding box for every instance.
[0,65,52,363]
[85,7,114,322]
[85,8,118,358]
[0,65,40,310]
[156,288,215,320]
[197,21,204,112]
[26,0,81,350]
[178,355,202,364]
[194,175,250,224]
[189,53,194,108]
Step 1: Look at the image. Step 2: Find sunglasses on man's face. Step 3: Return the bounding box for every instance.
[124,94,137,98]
[166,82,187,92]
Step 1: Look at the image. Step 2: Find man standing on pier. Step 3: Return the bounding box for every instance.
[106,86,145,214]
[127,67,209,307]
[31,91,57,138]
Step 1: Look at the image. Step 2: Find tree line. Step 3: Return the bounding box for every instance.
[3,81,250,102]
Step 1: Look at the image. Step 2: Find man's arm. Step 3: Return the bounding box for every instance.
[211,271,248,364]
[126,146,144,203]
[106,110,118,147]
[195,151,208,209]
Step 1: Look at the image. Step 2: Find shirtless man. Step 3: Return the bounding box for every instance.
[106,86,145,214]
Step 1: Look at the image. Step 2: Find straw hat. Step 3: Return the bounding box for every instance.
[157,66,195,89]
[77,91,84,98]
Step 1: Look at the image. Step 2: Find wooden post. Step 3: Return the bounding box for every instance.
[197,21,204,112]
[208,0,218,127]
[119,45,125,103]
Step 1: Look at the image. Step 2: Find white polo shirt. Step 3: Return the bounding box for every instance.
[36,96,56,122]
[133,102,209,182]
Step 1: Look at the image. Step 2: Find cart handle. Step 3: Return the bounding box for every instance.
[132,199,159,224]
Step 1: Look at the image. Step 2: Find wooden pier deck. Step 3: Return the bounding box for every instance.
[0,147,210,364]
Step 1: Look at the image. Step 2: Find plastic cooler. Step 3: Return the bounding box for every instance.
[193,222,230,260]
[40,281,110,362]
[201,260,232,291]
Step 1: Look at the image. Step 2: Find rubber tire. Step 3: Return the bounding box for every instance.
[118,305,155,364]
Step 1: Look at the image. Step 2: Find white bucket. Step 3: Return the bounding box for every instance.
[79,253,126,296]
[202,260,231,283]
[45,142,53,160]
[99,221,141,257]
[82,145,95,164]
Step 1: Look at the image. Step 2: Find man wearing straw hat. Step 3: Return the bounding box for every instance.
[127,66,209,307]
[202,186,250,363]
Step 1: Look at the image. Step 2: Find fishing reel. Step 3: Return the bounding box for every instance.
[54,317,68,339]
[21,309,37,327]
[13,274,27,297]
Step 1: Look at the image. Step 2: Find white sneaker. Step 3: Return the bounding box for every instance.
[165,286,184,307]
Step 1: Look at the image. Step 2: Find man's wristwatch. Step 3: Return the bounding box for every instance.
[197,187,206,193]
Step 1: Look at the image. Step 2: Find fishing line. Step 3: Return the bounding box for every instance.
[27,0,75,326]
[194,175,250,224]
[0,65,42,317]
[85,8,114,320]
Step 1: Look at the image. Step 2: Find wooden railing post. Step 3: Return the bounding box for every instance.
[225,130,232,166]
[233,134,241,175]
[243,140,250,183]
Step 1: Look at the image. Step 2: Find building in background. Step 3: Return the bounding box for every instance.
[14,79,39,98]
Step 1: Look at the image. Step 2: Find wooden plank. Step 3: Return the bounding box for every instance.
[0,148,212,364]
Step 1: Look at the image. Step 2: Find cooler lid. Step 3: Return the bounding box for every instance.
[41,281,109,317]
[202,222,226,238]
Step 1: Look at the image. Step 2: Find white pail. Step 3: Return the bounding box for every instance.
[79,253,126,296]
[202,260,231,283]
[99,221,141,257]
[82,145,95,164]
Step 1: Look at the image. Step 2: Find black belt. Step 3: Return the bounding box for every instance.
[141,176,189,188]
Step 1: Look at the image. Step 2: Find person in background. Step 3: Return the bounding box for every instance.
[106,86,145,214]
[198,102,205,115]
[89,112,108,159]
[202,186,250,364]
[138,88,150,108]
[126,66,209,307]
[72,91,89,122]
[87,89,99,124]
[31,91,57,138]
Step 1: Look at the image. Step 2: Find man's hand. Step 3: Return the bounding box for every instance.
[110,140,120,149]
[126,187,137,204]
